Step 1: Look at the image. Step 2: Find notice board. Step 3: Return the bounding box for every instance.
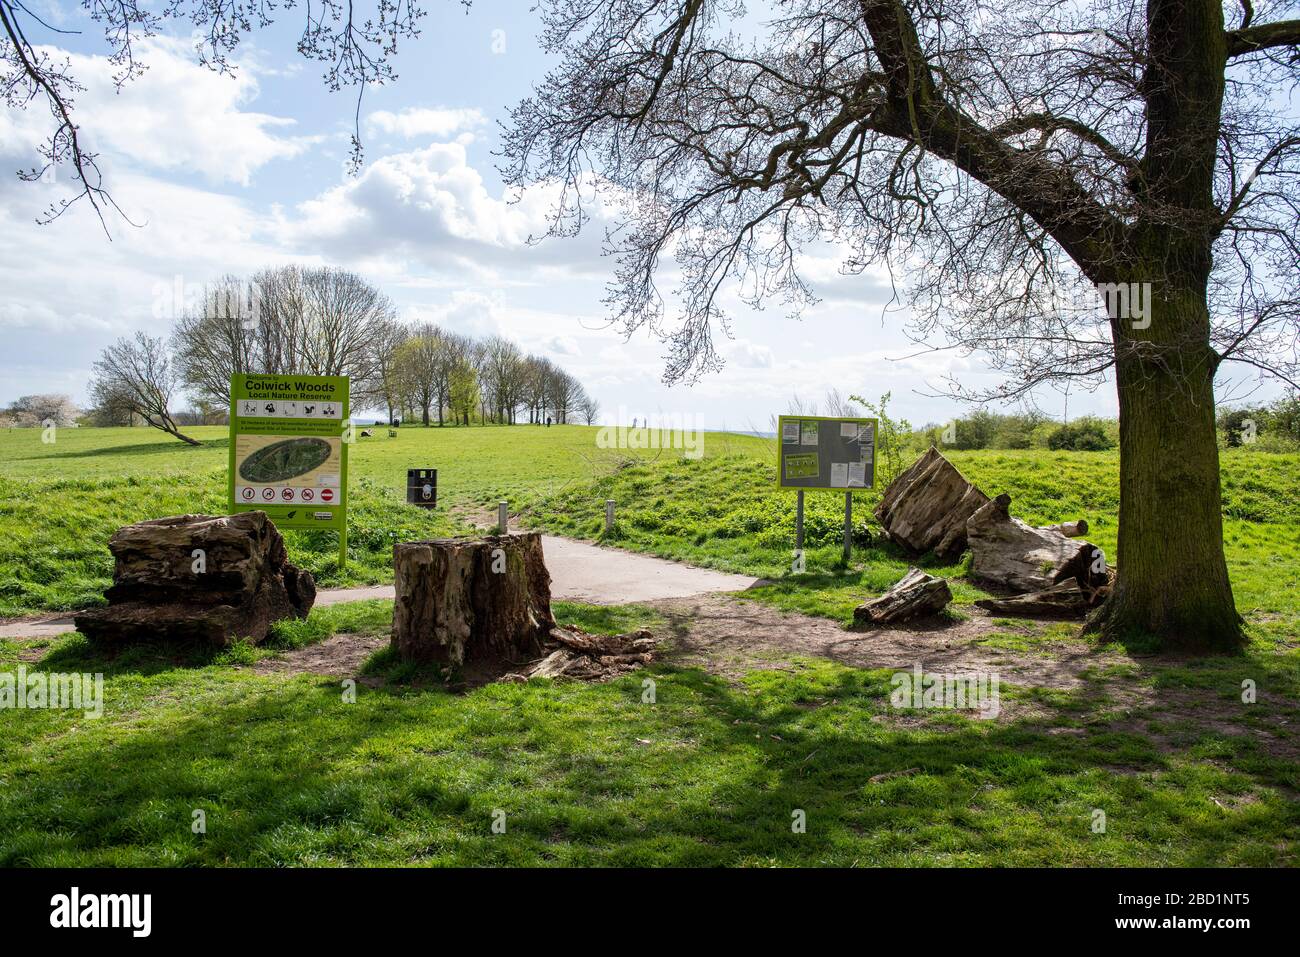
[776,414,877,490]
[228,374,349,531]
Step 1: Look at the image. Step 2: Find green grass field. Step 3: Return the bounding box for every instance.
[0,424,769,615]
[1,424,1297,866]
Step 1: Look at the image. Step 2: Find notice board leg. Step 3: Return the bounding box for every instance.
[796,490,805,553]
[339,525,348,572]
[843,491,852,563]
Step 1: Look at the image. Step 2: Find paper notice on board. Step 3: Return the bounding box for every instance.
[800,420,819,445]
[840,422,859,438]
[847,462,867,487]
[859,423,874,441]
[785,452,819,478]
[782,421,800,444]
[860,446,873,463]
[830,462,849,487]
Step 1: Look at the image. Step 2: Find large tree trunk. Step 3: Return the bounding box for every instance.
[1090,303,1243,651]
[1088,3,1243,653]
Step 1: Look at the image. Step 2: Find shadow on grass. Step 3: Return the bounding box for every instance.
[3,655,1297,866]
[12,437,228,463]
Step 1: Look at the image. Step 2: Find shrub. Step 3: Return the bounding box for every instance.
[1047,417,1115,451]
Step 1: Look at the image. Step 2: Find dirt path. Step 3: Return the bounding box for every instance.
[652,593,1122,691]
[0,535,760,639]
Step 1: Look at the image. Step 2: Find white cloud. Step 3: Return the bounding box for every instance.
[366,107,488,140]
[5,37,314,188]
[729,339,774,368]
[276,141,611,278]
[546,335,581,356]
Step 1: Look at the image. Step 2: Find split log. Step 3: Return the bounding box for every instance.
[966,494,1108,593]
[873,447,989,560]
[974,580,1094,617]
[75,512,313,646]
[392,532,555,667]
[853,568,953,625]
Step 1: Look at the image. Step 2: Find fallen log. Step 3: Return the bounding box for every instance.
[392,532,555,666]
[853,568,953,625]
[974,580,1095,617]
[873,447,989,560]
[1039,519,1089,538]
[966,494,1108,593]
[75,511,313,646]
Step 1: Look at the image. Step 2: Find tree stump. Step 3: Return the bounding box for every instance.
[966,494,1108,593]
[874,447,990,561]
[74,512,314,646]
[853,568,953,625]
[392,532,555,666]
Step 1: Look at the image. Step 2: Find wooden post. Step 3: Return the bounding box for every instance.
[605,499,615,533]
[498,501,508,535]
[843,491,852,563]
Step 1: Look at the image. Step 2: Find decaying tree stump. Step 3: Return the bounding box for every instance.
[966,494,1108,593]
[75,512,314,646]
[974,580,1095,617]
[392,532,555,666]
[874,447,990,560]
[853,568,953,625]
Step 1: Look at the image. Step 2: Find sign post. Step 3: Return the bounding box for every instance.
[229,375,350,569]
[776,414,878,564]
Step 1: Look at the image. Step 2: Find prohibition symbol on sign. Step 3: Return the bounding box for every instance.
[321,488,334,502]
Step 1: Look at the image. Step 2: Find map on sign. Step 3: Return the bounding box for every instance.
[776,414,878,490]
[228,375,349,531]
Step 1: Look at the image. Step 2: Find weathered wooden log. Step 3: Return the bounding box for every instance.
[874,448,990,560]
[75,512,313,646]
[853,568,953,625]
[502,627,658,682]
[974,580,1094,617]
[966,494,1107,593]
[1039,519,1089,538]
[392,532,555,666]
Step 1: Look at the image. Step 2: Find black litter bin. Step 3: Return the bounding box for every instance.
[407,469,437,508]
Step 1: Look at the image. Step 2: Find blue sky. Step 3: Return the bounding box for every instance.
[0,2,1279,428]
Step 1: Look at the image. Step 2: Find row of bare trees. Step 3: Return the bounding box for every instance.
[87,265,597,441]
[380,324,597,427]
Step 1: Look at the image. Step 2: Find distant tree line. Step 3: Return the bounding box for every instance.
[780,388,1297,454]
[78,265,598,443]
